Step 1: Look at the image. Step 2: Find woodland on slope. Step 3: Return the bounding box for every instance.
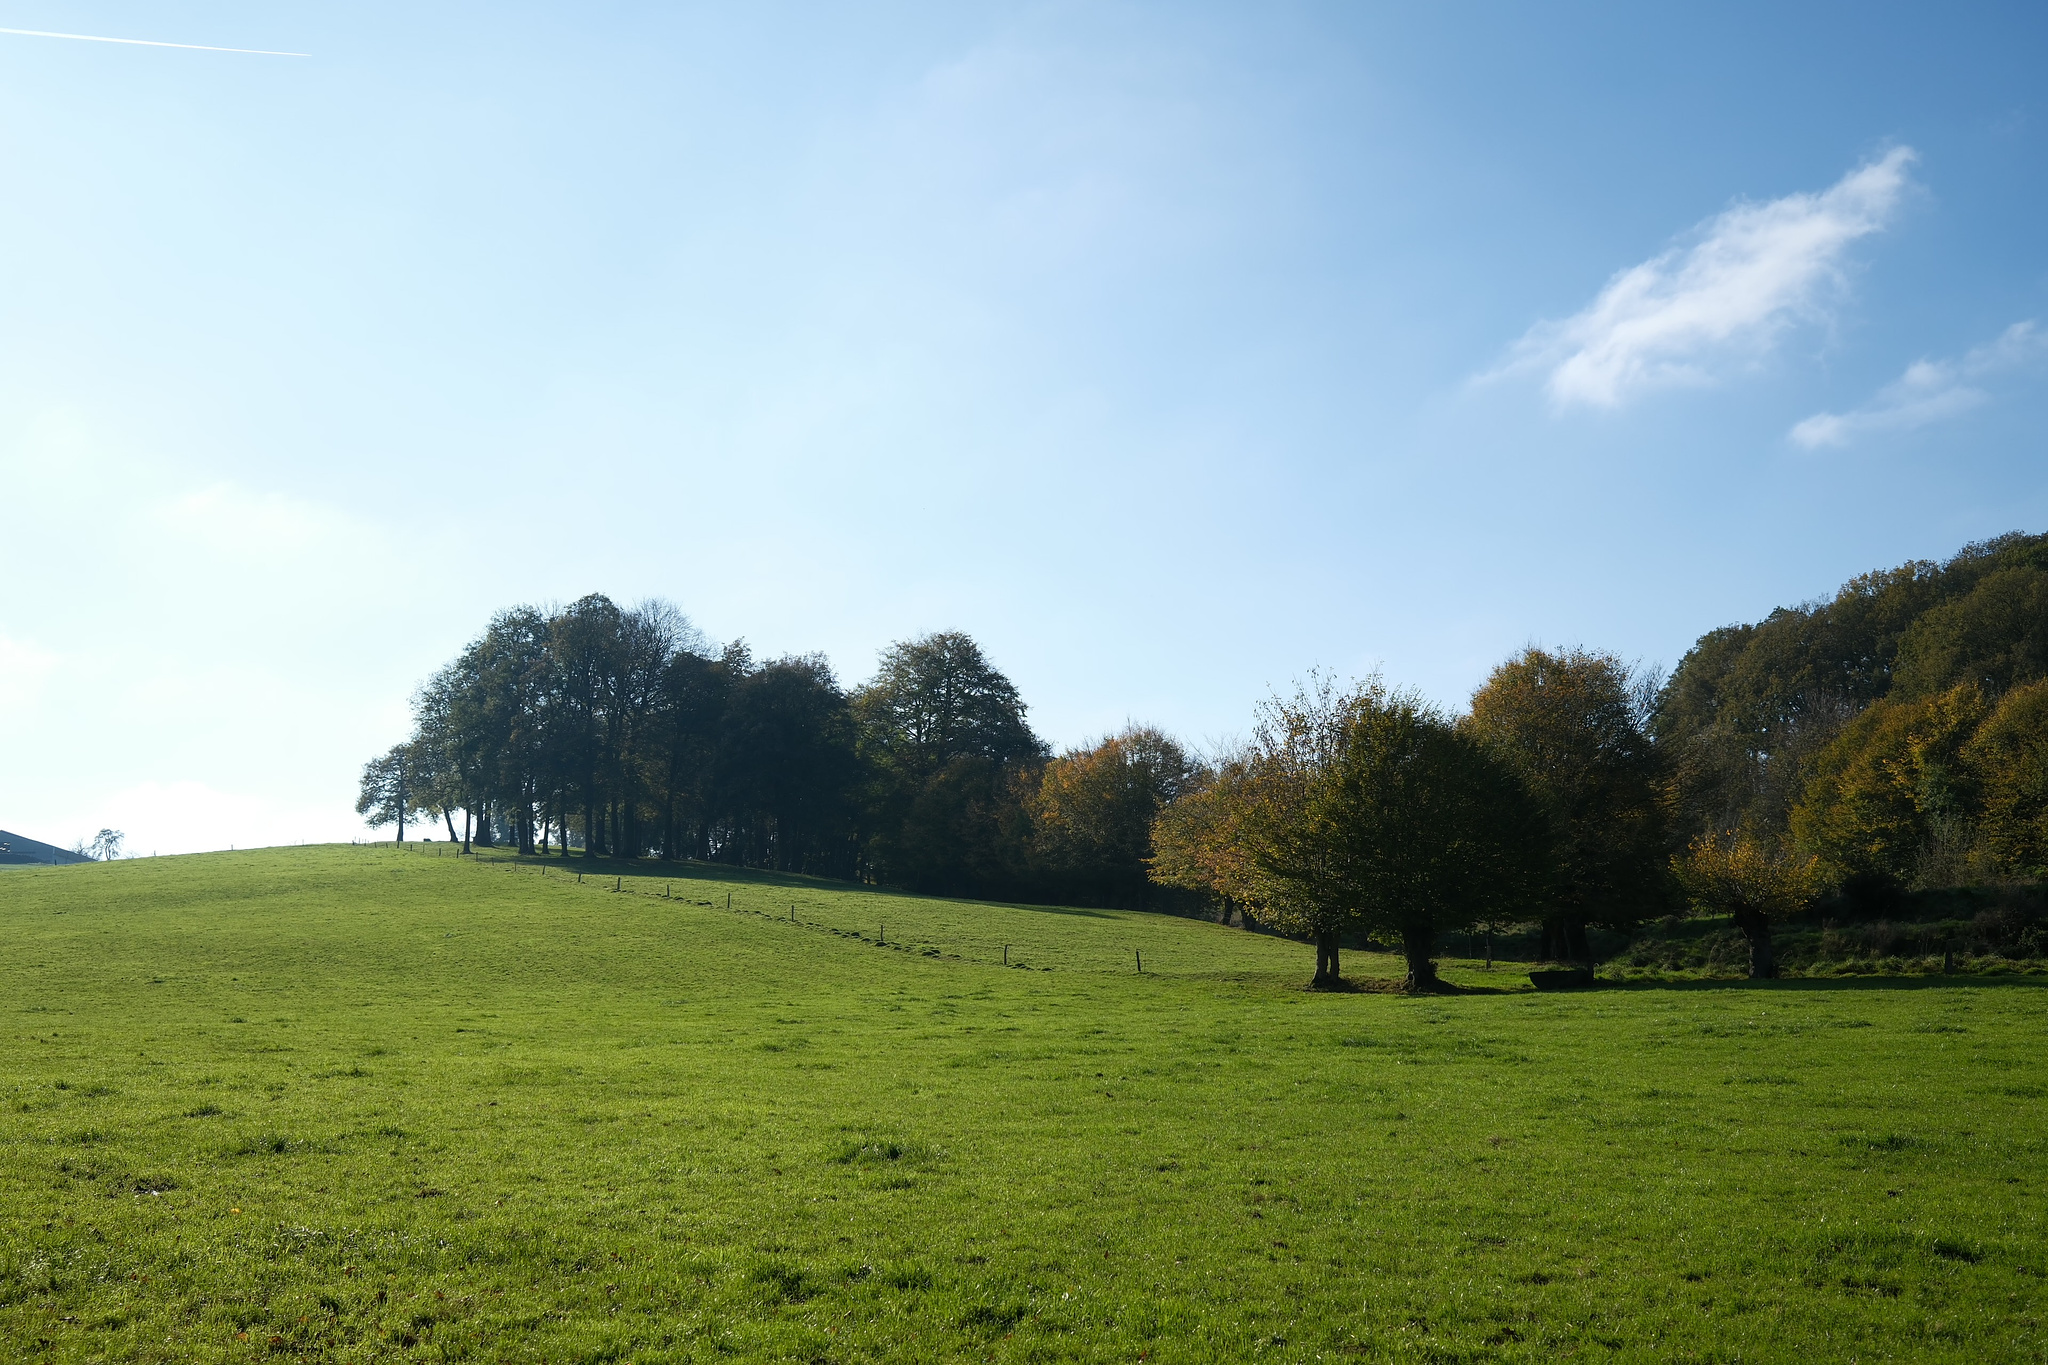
[361,531,2048,973]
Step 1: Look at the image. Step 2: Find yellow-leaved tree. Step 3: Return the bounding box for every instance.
[1961,679,2048,878]
[1789,682,1986,890]
[1671,830,1827,979]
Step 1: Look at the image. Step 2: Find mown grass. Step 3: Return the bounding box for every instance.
[1,844,2044,1362]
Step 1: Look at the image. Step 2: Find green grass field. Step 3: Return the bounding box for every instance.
[3,845,2044,1363]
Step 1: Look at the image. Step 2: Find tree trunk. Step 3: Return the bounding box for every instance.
[461,808,471,855]
[1564,916,1592,963]
[1310,930,1343,989]
[442,807,458,842]
[1736,909,1776,979]
[1401,926,1439,992]
[1538,918,1560,963]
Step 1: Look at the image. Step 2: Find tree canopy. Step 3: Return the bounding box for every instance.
[1152,677,1549,989]
[1653,532,2048,841]
[1033,726,1202,909]
[1465,647,1669,957]
[1656,531,2048,898]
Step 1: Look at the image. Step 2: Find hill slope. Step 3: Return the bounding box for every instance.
[2,846,2044,1362]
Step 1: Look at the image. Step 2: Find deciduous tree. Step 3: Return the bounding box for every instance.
[1034,726,1201,908]
[854,631,1046,895]
[1465,647,1669,960]
[1672,829,1826,979]
[1789,683,1986,889]
[1962,679,2048,878]
[356,744,421,841]
[1153,676,1549,991]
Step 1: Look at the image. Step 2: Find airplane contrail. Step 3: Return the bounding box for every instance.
[0,26,306,56]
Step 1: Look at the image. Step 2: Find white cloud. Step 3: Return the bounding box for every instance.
[0,633,59,708]
[1789,321,2047,448]
[1499,148,1916,409]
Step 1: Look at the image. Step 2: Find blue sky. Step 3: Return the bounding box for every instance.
[5,1,2046,854]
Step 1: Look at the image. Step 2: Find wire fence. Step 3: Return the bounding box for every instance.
[371,839,1313,979]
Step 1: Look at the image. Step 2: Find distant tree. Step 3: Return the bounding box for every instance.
[82,829,124,861]
[854,632,1044,777]
[1153,676,1548,991]
[1654,531,2048,847]
[606,600,700,859]
[1465,647,1670,961]
[1790,683,1986,890]
[409,673,468,845]
[1148,750,1270,924]
[550,595,628,856]
[1962,679,2048,878]
[356,743,422,841]
[1894,567,2048,701]
[1672,829,1826,979]
[648,645,738,861]
[854,632,1047,895]
[1033,726,1202,908]
[890,753,1039,898]
[1274,681,1549,990]
[716,654,862,875]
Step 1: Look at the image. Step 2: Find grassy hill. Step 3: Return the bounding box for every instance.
[2,846,2044,1362]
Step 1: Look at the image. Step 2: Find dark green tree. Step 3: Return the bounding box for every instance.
[1465,647,1669,961]
[716,654,862,875]
[356,743,422,841]
[854,631,1046,895]
[548,595,626,856]
[1894,566,2048,700]
[1267,682,1549,990]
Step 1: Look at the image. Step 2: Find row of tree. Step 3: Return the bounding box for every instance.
[357,597,1198,907]
[362,532,2048,987]
[1149,533,2048,987]
[1149,653,1678,988]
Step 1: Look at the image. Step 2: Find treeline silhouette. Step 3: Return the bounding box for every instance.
[359,597,1197,907]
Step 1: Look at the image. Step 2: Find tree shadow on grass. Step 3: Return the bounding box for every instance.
[1595,974,2048,994]
[1314,975,1524,997]
[477,850,1131,917]
[484,850,862,893]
